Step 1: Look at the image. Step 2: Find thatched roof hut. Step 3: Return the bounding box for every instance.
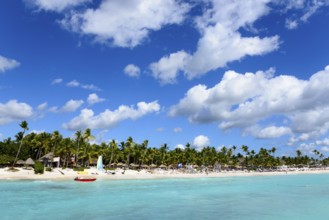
[117,162,124,167]
[25,158,35,166]
[159,164,167,169]
[39,152,53,161]
[16,160,25,165]
[150,164,157,169]
[141,164,149,169]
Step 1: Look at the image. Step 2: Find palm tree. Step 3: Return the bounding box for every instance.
[125,137,134,168]
[12,121,29,168]
[82,128,95,167]
[160,143,169,165]
[74,130,82,167]
[51,130,62,155]
[108,139,118,167]
[140,140,148,167]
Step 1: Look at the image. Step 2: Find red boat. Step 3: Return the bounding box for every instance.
[74,177,97,182]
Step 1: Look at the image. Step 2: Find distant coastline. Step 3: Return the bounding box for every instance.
[1,167,329,181]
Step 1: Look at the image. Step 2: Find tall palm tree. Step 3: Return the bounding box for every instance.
[12,121,29,168]
[82,128,95,167]
[51,130,62,155]
[160,143,169,165]
[74,130,82,167]
[140,140,148,167]
[108,139,118,167]
[125,137,134,168]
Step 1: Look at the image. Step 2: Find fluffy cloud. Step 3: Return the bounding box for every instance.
[0,100,33,125]
[150,51,190,84]
[124,64,141,78]
[87,93,105,105]
[169,66,329,143]
[316,138,329,146]
[280,0,329,29]
[285,19,298,29]
[150,0,279,83]
[245,125,292,139]
[66,80,101,91]
[61,0,190,48]
[63,101,160,130]
[66,80,80,87]
[0,55,20,73]
[51,99,84,113]
[175,144,185,149]
[25,0,90,12]
[192,135,210,151]
[61,99,84,112]
[37,102,48,111]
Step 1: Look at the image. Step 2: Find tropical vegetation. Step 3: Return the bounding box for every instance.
[1,121,328,170]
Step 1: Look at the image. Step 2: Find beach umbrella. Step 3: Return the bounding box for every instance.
[159,164,167,169]
[16,160,25,165]
[110,163,116,168]
[141,164,149,169]
[150,164,157,169]
[25,158,35,166]
[117,162,124,167]
[39,152,53,161]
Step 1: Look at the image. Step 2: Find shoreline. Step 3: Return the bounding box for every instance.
[1,167,329,181]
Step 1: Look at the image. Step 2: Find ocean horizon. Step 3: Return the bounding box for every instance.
[1,173,329,220]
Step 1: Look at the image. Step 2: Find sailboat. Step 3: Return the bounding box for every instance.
[74,155,103,182]
[97,155,103,172]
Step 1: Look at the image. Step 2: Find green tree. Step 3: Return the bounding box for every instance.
[12,121,29,168]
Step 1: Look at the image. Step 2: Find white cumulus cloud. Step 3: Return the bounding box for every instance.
[51,99,84,113]
[278,0,329,29]
[192,135,210,151]
[87,93,105,105]
[61,99,84,112]
[60,0,190,48]
[175,144,185,150]
[124,64,141,78]
[245,125,292,139]
[0,100,33,125]
[63,101,160,130]
[66,79,100,91]
[25,0,90,12]
[0,55,20,73]
[150,0,279,83]
[169,65,329,144]
[66,80,80,87]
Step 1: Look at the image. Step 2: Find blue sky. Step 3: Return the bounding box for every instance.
[1,0,329,156]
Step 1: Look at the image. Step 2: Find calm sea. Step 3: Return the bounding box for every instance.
[1,174,329,220]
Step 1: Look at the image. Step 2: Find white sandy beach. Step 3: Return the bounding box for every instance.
[1,167,329,181]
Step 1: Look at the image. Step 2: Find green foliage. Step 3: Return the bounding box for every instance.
[0,125,328,170]
[33,162,44,174]
[45,167,52,172]
[0,154,15,165]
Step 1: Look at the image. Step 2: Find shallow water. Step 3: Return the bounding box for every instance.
[1,174,329,220]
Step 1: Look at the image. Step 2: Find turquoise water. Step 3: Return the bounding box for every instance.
[1,174,329,220]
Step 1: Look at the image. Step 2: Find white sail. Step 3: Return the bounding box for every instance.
[97,155,103,172]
